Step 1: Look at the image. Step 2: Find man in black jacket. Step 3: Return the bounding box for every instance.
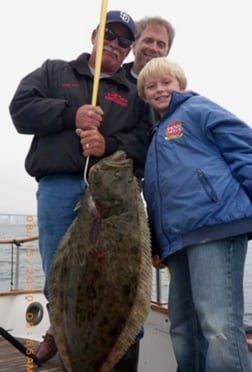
[9,10,149,371]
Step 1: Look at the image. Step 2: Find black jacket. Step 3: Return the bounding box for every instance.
[9,53,150,180]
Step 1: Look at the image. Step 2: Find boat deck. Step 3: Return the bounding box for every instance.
[0,306,251,372]
[0,304,177,372]
[0,337,61,371]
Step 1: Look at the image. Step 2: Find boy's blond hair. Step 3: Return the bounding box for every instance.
[137,57,187,99]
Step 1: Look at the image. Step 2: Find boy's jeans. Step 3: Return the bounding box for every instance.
[167,235,251,372]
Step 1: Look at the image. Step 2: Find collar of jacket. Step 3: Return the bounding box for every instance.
[69,53,133,90]
[161,90,198,118]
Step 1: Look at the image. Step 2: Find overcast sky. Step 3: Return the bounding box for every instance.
[1,0,252,215]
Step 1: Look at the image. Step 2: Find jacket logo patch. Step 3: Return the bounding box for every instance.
[62,82,80,88]
[165,121,183,140]
[105,92,128,107]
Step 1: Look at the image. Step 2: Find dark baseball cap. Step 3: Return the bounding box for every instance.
[105,10,136,41]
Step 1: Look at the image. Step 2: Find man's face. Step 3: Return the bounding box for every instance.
[132,25,170,73]
[91,22,132,74]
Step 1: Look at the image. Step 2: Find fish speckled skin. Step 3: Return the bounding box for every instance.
[48,151,152,372]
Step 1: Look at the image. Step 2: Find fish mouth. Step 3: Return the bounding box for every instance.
[94,197,125,208]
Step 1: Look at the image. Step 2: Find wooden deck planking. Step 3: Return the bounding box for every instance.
[0,337,62,371]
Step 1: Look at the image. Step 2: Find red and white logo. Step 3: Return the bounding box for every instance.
[165,121,183,140]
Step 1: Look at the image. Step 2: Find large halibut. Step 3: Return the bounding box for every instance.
[48,150,152,371]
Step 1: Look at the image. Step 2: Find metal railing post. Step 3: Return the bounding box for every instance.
[155,268,161,304]
[15,244,20,290]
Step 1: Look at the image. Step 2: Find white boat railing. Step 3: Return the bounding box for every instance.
[0,235,169,305]
[0,236,40,291]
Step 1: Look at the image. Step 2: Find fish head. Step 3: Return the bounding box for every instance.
[88,151,136,217]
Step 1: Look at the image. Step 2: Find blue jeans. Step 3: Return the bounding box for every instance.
[37,174,85,299]
[37,174,143,341]
[167,235,251,372]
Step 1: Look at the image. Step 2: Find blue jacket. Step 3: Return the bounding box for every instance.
[143,91,252,261]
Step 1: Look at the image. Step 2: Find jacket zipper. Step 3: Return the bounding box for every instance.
[197,168,218,202]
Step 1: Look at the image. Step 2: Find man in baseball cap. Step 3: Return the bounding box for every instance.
[16,6,146,372]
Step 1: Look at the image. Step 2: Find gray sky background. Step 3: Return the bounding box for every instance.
[1,0,252,215]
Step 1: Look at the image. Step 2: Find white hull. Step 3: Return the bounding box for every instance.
[0,290,49,342]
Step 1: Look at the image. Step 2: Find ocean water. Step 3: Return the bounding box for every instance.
[0,213,252,326]
[0,214,43,291]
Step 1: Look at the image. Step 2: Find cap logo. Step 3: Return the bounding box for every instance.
[120,11,131,24]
